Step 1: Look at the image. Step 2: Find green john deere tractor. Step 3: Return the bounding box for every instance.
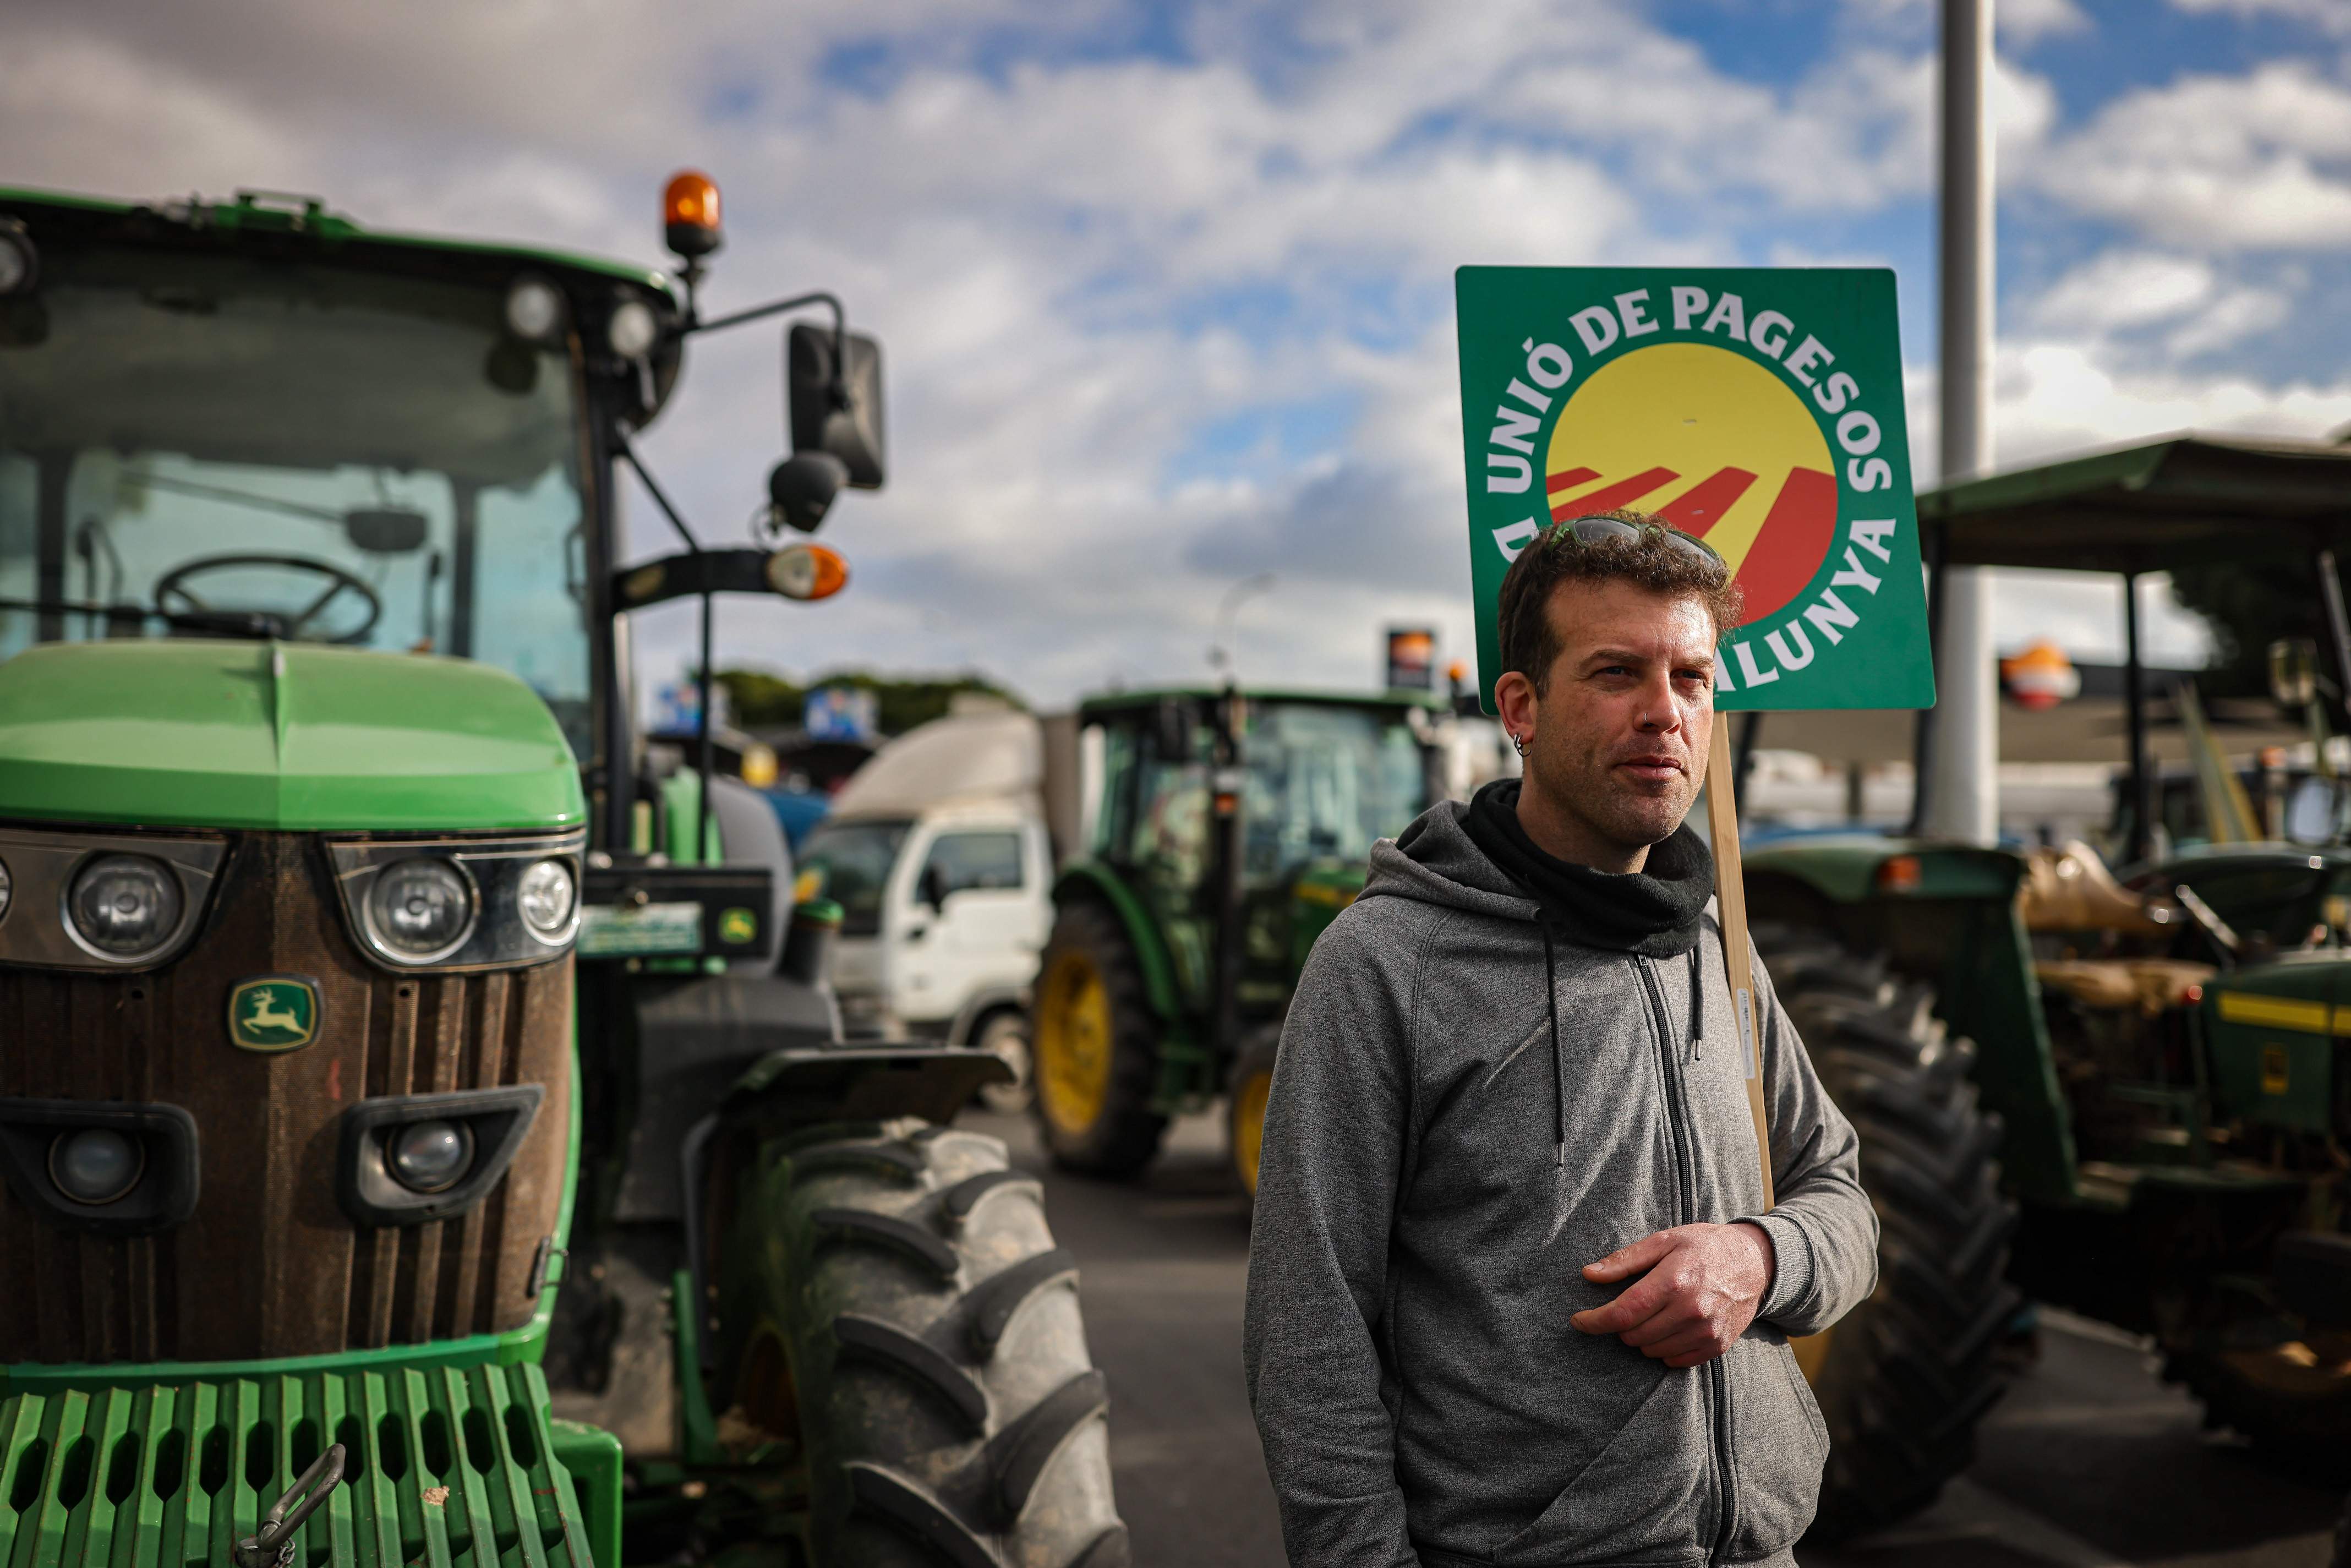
[1745,435,2351,1542]
[1029,687,1447,1189]
[0,179,1123,1568]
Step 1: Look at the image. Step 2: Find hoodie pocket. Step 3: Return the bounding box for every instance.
[1724,1335,1830,1561]
[1490,1367,1708,1567]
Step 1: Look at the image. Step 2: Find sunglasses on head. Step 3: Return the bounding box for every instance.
[1548,513,1725,572]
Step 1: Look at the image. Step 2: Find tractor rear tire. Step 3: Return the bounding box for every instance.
[1754,927,2020,1546]
[1225,1026,1281,1205]
[750,1118,1128,1568]
[1031,900,1167,1177]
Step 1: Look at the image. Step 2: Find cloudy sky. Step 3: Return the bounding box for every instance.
[11,0,2351,704]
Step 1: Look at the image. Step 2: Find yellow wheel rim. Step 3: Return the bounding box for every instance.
[1232,1069,1273,1197]
[1035,949,1114,1138]
[1790,1324,1835,1385]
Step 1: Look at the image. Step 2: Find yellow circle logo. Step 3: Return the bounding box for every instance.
[1545,342,1837,623]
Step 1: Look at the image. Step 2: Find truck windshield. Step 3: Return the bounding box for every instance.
[802,819,915,936]
[0,243,595,757]
[1242,704,1428,881]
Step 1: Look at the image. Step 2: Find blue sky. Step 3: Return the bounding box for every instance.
[10,0,2351,701]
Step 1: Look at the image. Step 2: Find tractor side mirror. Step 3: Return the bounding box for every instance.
[2285,776,2339,846]
[343,508,429,555]
[2270,638,2319,707]
[917,862,948,911]
[788,323,886,490]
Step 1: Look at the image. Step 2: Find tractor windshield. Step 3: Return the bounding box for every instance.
[1241,703,1428,882]
[0,242,595,757]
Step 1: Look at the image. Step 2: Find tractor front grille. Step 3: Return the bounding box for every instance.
[0,1364,592,1568]
[0,831,573,1365]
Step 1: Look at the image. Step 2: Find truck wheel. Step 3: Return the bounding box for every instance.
[1226,1028,1281,1205]
[1754,928,2020,1545]
[748,1118,1129,1567]
[1030,901,1166,1176]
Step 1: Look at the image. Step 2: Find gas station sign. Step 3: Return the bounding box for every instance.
[1454,266,1934,713]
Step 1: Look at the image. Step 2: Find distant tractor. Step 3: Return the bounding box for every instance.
[0,177,1122,1568]
[1752,436,2351,1543]
[1029,689,1446,1189]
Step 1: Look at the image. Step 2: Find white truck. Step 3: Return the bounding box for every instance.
[796,706,1081,1106]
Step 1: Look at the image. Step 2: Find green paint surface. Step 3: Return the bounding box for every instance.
[1454,266,1933,713]
[0,641,582,831]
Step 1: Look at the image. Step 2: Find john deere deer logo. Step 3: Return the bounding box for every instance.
[227,976,321,1052]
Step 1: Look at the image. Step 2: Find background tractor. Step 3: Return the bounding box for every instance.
[1029,687,1447,1190]
[0,178,1123,1568]
[1743,435,2351,1543]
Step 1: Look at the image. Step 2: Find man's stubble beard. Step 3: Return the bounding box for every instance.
[1524,731,1700,857]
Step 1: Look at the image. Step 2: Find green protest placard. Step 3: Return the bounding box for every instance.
[1455,267,1933,713]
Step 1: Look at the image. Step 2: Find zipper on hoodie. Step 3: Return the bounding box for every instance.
[1636,955,1740,1566]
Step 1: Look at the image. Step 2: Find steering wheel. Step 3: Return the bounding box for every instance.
[154,554,382,645]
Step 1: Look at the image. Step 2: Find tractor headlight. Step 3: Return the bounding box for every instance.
[608,297,659,359]
[48,1128,144,1205]
[367,858,478,961]
[66,855,183,960]
[504,275,566,344]
[387,1119,474,1194]
[517,859,577,942]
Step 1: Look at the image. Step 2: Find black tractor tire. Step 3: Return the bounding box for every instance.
[1030,900,1167,1177]
[1225,1026,1282,1206]
[1753,926,2021,1546]
[747,1118,1128,1567]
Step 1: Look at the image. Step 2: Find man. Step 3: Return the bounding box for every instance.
[1243,510,1877,1568]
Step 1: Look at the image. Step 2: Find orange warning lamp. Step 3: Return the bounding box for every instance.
[663,171,724,259]
[766,543,849,602]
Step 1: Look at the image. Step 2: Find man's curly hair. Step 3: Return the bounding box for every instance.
[1497,507,1743,695]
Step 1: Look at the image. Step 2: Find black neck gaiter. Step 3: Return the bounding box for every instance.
[1461,778,1713,958]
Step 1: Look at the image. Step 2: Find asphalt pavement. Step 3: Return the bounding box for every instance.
[963,1107,2346,1568]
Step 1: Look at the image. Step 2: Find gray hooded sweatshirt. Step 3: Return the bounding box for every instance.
[1242,799,1877,1568]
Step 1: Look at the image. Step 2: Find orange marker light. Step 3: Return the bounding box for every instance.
[767,544,849,602]
[663,170,724,259]
[1877,855,1923,892]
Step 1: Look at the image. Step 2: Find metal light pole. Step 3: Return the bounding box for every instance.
[1207,573,1276,674]
[1921,0,2000,845]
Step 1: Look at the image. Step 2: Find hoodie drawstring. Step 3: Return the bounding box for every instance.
[1687,943,1704,1061]
[1542,924,1565,1167]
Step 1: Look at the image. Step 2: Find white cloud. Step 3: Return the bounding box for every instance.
[2031,61,2351,249]
[2030,252,2217,332]
[2170,0,2351,35]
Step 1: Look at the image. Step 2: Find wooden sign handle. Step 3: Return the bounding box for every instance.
[1704,721,1774,1211]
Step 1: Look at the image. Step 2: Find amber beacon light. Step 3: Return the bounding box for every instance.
[663,171,724,259]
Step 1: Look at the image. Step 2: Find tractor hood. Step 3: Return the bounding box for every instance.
[0,641,583,831]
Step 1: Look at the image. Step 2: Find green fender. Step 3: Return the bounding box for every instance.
[1052,860,1188,1030]
[1742,835,2082,1208]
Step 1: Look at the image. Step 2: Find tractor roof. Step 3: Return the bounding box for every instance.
[1921,433,2351,575]
[0,184,680,302]
[1076,686,1446,718]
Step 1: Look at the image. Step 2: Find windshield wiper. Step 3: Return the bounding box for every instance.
[0,596,288,640]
